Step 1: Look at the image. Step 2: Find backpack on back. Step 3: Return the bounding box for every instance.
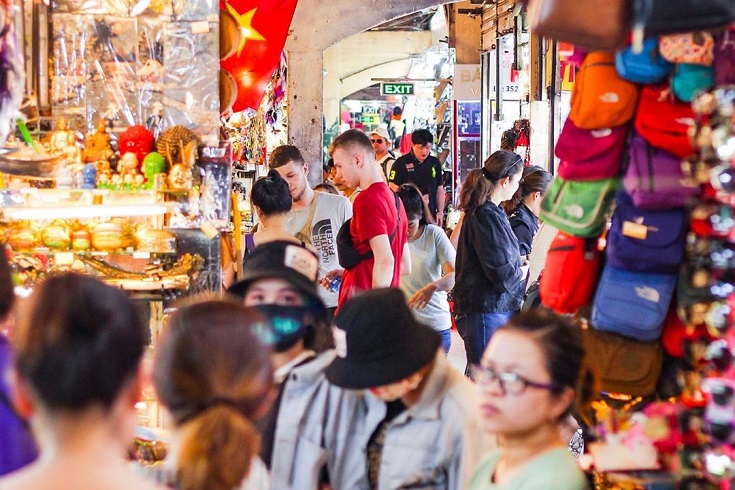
[624,132,700,210]
[615,38,674,84]
[634,85,696,159]
[540,231,601,314]
[607,190,687,274]
[555,118,628,181]
[539,176,619,238]
[569,52,639,130]
[592,264,677,342]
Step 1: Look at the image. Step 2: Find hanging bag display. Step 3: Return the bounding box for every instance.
[591,264,677,342]
[582,326,664,397]
[526,0,630,51]
[539,176,619,238]
[634,84,696,158]
[615,38,674,84]
[539,231,601,314]
[555,118,628,181]
[569,52,640,130]
[607,190,687,273]
[671,63,715,102]
[659,31,715,66]
[623,132,700,210]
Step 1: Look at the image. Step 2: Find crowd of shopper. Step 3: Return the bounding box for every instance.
[0,126,593,490]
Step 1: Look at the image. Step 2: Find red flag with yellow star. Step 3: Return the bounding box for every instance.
[220,0,298,113]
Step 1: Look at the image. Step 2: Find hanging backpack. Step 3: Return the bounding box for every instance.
[540,231,601,314]
[555,118,628,181]
[671,63,715,102]
[592,264,677,342]
[623,132,700,210]
[615,38,674,84]
[539,176,619,238]
[713,27,735,86]
[659,31,715,65]
[607,190,687,274]
[569,52,640,130]
[634,85,696,159]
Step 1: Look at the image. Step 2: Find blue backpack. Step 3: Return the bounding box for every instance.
[672,63,715,102]
[591,265,677,342]
[607,190,686,273]
[616,38,674,84]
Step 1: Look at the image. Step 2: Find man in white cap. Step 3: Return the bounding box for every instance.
[370,127,396,180]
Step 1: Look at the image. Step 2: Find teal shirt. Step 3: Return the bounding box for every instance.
[467,447,588,490]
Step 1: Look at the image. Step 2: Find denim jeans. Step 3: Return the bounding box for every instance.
[454,312,513,373]
[438,328,452,354]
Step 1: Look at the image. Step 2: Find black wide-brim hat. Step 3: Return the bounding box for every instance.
[227,240,324,308]
[325,288,441,390]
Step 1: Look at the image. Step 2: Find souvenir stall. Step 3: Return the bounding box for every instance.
[525,0,735,487]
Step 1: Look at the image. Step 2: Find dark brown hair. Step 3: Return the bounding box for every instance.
[500,310,597,423]
[397,183,433,226]
[459,150,523,213]
[153,298,273,490]
[251,169,292,217]
[268,145,305,170]
[329,129,373,157]
[0,245,13,319]
[314,181,340,195]
[502,165,553,216]
[13,273,145,410]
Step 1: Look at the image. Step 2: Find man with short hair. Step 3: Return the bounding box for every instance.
[369,127,395,180]
[389,129,447,227]
[269,145,352,316]
[330,129,410,305]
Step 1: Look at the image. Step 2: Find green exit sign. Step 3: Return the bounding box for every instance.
[381,82,415,96]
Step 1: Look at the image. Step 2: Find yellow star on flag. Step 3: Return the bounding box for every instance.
[226,3,266,56]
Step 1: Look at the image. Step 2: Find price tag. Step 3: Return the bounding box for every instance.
[133,251,151,259]
[200,220,219,240]
[55,252,74,265]
[622,221,648,240]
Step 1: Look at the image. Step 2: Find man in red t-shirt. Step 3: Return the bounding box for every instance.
[330,129,409,306]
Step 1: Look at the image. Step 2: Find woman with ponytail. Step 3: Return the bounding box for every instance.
[468,310,594,489]
[501,166,553,259]
[454,150,527,372]
[151,299,273,490]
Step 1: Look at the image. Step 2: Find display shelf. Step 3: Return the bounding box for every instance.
[10,249,177,258]
[2,204,167,220]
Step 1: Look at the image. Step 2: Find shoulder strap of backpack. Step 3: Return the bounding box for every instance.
[389,192,401,242]
[297,192,320,241]
[245,233,255,254]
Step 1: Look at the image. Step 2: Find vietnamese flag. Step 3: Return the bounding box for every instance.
[220,0,298,113]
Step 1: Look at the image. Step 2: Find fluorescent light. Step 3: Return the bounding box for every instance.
[3,204,168,220]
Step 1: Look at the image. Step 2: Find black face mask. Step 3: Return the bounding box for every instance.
[251,304,315,352]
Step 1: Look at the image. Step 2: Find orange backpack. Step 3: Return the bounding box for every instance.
[569,52,640,130]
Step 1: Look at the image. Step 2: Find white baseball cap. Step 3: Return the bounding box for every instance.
[369,127,391,142]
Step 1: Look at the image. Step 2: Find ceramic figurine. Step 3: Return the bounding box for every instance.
[119,152,140,178]
[83,119,114,165]
[118,125,155,168]
[49,117,82,165]
[143,152,167,189]
[81,163,97,189]
[167,163,194,192]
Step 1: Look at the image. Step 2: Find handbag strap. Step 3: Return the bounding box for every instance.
[297,192,320,241]
[244,233,255,254]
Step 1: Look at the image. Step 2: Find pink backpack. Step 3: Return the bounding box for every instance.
[555,117,628,180]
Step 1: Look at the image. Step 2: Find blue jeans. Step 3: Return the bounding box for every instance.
[438,328,452,354]
[455,312,513,374]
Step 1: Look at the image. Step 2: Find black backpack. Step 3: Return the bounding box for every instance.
[337,193,400,270]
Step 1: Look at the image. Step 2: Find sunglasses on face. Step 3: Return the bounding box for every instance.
[370,138,384,144]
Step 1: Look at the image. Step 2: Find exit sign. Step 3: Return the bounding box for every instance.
[381,82,414,96]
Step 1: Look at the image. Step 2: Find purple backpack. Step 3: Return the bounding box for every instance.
[607,190,686,274]
[714,28,735,86]
[624,132,700,210]
[555,118,628,181]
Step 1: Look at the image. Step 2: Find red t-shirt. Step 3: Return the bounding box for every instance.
[338,182,408,305]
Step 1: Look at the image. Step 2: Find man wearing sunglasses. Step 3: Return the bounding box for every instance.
[389,129,446,227]
[369,127,395,181]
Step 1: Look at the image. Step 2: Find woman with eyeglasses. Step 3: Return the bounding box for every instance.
[467,310,594,489]
[453,150,528,372]
[396,183,456,353]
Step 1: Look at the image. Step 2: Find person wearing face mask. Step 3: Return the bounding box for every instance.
[226,241,356,490]
[325,288,487,490]
[453,150,528,373]
[468,310,594,489]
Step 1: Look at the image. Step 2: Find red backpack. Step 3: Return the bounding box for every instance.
[555,117,628,180]
[540,231,601,314]
[634,84,696,158]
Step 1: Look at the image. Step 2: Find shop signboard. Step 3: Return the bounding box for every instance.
[453,64,481,100]
[380,82,415,96]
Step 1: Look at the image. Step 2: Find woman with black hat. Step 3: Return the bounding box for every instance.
[325,288,488,490]
[226,241,360,490]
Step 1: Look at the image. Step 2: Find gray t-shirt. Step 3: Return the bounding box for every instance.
[400,224,456,331]
[287,192,352,308]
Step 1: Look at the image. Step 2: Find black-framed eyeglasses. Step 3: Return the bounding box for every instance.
[370,138,384,144]
[469,364,562,396]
